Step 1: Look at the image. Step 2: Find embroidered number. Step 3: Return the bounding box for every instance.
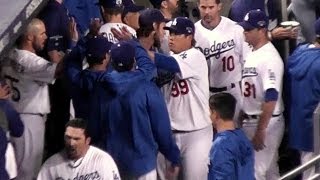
[243,82,256,98]
[4,75,20,102]
[222,55,235,72]
[171,80,189,97]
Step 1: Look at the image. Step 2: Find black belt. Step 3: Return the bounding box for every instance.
[245,114,282,119]
[209,82,239,93]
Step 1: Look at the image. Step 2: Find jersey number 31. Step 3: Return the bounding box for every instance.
[171,80,189,97]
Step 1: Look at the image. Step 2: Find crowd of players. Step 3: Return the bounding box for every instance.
[0,0,320,179]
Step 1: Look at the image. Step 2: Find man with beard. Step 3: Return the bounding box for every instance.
[149,0,179,55]
[194,0,251,122]
[37,118,120,180]
[2,18,62,180]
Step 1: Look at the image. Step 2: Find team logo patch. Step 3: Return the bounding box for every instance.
[268,69,276,81]
[242,67,258,78]
[180,52,187,59]
[116,0,122,5]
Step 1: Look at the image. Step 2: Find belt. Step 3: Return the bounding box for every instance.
[244,113,282,119]
[209,81,240,93]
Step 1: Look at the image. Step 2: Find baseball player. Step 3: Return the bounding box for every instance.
[148,17,213,180]
[195,0,251,122]
[98,0,137,43]
[37,119,120,180]
[239,10,284,180]
[208,93,254,180]
[1,18,59,180]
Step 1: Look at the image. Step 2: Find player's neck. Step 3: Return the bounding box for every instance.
[139,37,154,50]
[216,120,235,133]
[160,9,172,20]
[19,42,35,54]
[107,15,123,24]
[252,38,269,51]
[314,41,320,48]
[89,64,107,72]
[201,16,221,30]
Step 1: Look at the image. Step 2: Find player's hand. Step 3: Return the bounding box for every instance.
[89,18,102,36]
[0,84,11,99]
[69,17,79,43]
[166,164,180,180]
[270,27,293,40]
[111,26,133,41]
[252,129,266,151]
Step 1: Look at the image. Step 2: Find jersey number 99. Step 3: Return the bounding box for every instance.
[171,80,189,97]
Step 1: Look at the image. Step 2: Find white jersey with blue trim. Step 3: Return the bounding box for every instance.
[242,42,284,115]
[37,146,121,180]
[99,23,136,44]
[162,48,211,131]
[194,16,251,88]
[2,49,56,114]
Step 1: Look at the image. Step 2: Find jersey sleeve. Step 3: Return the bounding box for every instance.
[172,49,203,79]
[17,54,56,84]
[208,143,236,180]
[146,84,181,166]
[99,153,121,180]
[260,56,283,92]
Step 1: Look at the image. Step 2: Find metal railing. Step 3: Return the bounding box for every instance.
[280,103,320,180]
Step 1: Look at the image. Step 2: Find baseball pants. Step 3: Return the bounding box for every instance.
[242,115,285,180]
[12,114,45,180]
[121,169,157,180]
[157,125,213,180]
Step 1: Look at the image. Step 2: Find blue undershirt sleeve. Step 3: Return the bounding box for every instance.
[154,53,181,73]
[264,88,278,102]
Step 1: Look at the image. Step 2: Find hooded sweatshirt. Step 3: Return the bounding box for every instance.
[287,44,320,151]
[208,128,254,180]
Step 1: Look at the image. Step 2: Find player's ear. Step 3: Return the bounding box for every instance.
[161,0,168,9]
[217,2,222,12]
[85,137,91,145]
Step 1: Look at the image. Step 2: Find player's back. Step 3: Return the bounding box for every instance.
[99,23,136,43]
[2,49,56,114]
[195,17,250,88]
[162,47,211,131]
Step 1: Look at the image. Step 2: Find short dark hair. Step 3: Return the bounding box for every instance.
[197,0,220,4]
[103,7,123,16]
[65,118,89,137]
[136,22,163,38]
[209,93,236,120]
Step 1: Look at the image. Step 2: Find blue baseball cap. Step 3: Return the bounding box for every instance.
[110,41,136,70]
[164,17,195,35]
[139,9,167,27]
[98,0,123,8]
[123,0,144,16]
[315,18,320,37]
[86,35,113,60]
[239,9,269,31]
[149,0,164,8]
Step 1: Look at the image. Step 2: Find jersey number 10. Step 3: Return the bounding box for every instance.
[222,56,235,72]
[171,80,189,97]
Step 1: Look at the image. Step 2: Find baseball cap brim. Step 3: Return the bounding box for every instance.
[238,21,255,31]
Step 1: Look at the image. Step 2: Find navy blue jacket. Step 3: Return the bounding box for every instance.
[0,100,24,137]
[287,44,320,151]
[0,128,8,180]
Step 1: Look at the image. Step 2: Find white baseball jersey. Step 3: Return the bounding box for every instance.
[37,146,120,180]
[99,23,136,44]
[241,42,284,115]
[194,17,251,88]
[162,48,211,131]
[1,49,56,114]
